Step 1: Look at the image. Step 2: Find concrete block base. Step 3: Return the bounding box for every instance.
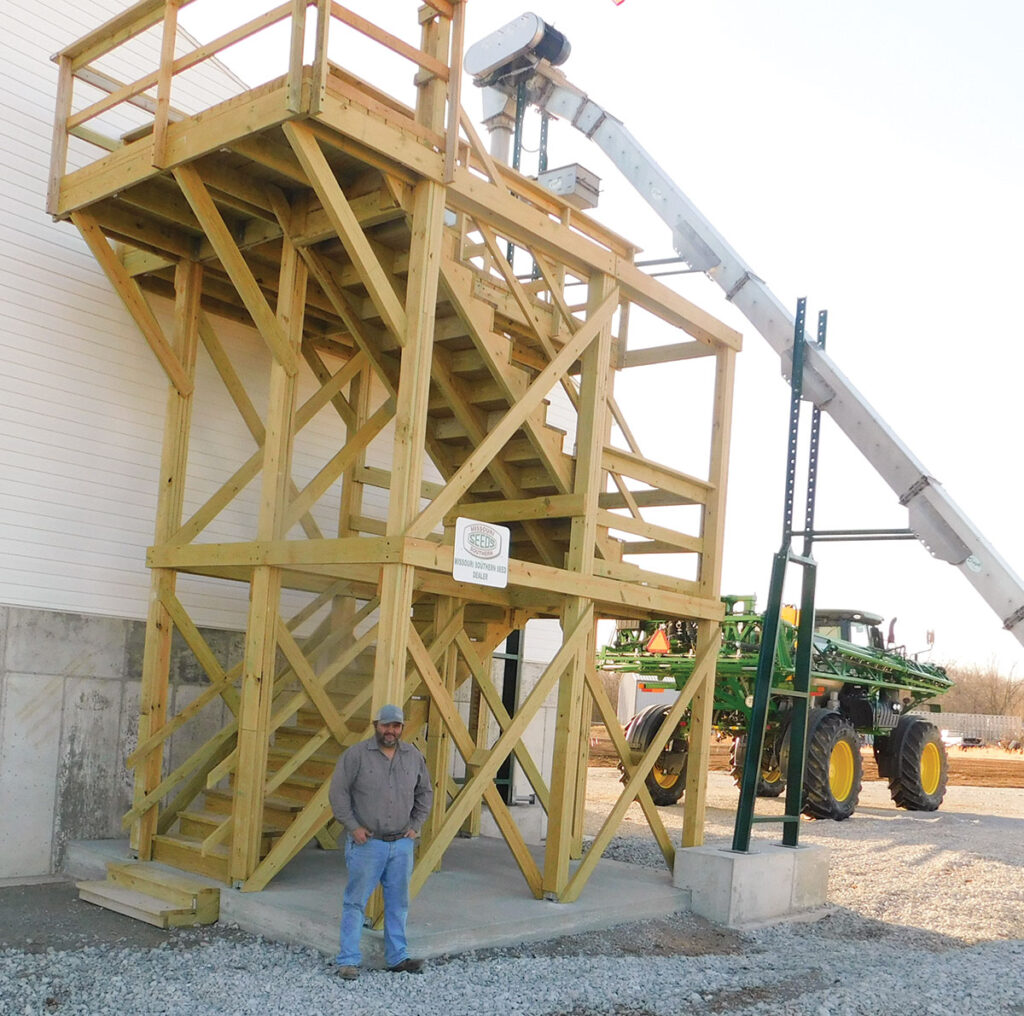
[673,841,830,928]
[478,803,547,845]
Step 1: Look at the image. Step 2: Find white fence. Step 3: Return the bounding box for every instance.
[911,711,1023,744]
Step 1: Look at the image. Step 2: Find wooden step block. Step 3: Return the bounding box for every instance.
[106,861,219,922]
[179,808,286,845]
[152,834,230,884]
[266,747,339,781]
[76,880,209,928]
[203,788,305,826]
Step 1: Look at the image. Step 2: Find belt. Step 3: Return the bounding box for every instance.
[374,832,405,842]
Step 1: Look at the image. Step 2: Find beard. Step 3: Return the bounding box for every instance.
[375,728,399,748]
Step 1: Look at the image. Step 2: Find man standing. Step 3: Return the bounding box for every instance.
[328,703,433,979]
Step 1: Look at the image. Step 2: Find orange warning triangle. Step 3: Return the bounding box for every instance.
[645,629,671,654]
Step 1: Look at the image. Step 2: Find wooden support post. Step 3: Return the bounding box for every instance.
[461,673,487,838]
[132,258,202,857]
[325,357,371,670]
[443,2,465,183]
[422,597,462,866]
[286,0,307,114]
[682,346,736,846]
[47,54,73,216]
[371,178,446,714]
[152,0,179,168]
[230,211,307,883]
[309,0,331,115]
[543,273,616,899]
[415,3,450,134]
[570,632,594,858]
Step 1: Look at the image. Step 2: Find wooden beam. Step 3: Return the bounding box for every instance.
[597,510,702,555]
[173,164,298,375]
[131,258,201,857]
[283,122,408,342]
[409,611,591,894]
[562,636,718,901]
[443,3,465,183]
[402,539,724,621]
[58,0,199,69]
[287,0,307,113]
[429,349,564,567]
[372,178,447,710]
[454,631,549,810]
[151,0,179,168]
[409,287,618,540]
[309,0,331,115]
[231,228,307,882]
[332,4,449,82]
[622,340,715,368]
[602,447,712,505]
[47,55,73,216]
[70,211,192,395]
[544,272,615,897]
[680,346,737,845]
[284,396,396,529]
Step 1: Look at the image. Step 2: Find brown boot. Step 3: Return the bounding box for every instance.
[386,958,424,974]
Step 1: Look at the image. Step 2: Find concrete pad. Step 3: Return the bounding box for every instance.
[64,837,690,966]
[673,841,830,928]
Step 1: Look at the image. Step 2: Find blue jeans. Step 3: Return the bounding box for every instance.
[337,836,414,968]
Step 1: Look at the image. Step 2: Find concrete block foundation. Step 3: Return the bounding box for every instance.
[673,841,830,928]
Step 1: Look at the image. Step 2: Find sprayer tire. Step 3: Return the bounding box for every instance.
[803,710,862,820]
[887,716,948,811]
[731,733,787,798]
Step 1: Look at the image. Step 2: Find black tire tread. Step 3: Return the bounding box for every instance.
[646,767,686,806]
[624,704,687,806]
[888,718,948,811]
[730,735,786,798]
[802,712,862,821]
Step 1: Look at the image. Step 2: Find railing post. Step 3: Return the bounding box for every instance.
[443,0,465,183]
[287,0,308,113]
[309,0,330,115]
[152,0,180,169]
[47,55,74,216]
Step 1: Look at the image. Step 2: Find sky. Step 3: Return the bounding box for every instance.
[179,1,1024,675]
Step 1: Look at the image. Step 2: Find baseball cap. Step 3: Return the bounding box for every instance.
[376,704,404,724]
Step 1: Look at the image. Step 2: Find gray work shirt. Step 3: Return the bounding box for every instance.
[329,736,433,838]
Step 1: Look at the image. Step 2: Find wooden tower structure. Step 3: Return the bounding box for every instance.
[47,0,741,904]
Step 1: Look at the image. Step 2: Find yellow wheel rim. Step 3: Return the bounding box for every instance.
[829,740,855,801]
[920,741,942,796]
[652,764,676,788]
[762,766,783,785]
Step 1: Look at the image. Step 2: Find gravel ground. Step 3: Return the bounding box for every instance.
[2,771,1022,1016]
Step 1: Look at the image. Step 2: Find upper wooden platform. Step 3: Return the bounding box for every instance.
[49,0,741,625]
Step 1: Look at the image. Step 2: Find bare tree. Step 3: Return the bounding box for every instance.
[934,659,1024,716]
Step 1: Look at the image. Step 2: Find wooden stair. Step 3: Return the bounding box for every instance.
[143,714,344,885]
[77,861,219,928]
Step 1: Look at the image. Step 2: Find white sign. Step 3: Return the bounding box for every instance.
[452,517,510,589]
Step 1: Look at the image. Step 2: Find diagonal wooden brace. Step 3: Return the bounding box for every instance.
[560,636,720,901]
[173,164,298,375]
[408,287,619,539]
[408,611,591,895]
[71,210,193,395]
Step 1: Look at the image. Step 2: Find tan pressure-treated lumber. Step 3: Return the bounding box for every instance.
[132,259,201,858]
[54,3,739,905]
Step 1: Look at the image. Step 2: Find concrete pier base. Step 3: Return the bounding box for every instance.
[478,803,547,845]
[673,841,830,928]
